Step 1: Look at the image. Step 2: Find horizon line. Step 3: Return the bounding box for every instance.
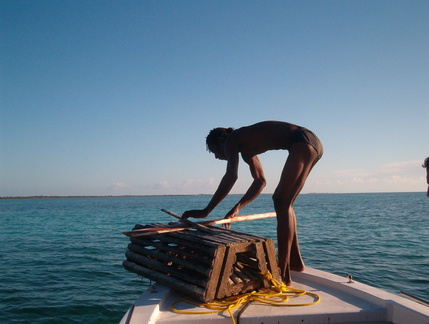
[0,191,424,200]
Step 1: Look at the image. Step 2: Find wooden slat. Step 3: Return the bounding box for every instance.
[131,232,219,252]
[161,209,217,234]
[263,240,281,281]
[123,260,206,300]
[203,244,227,302]
[127,243,211,277]
[123,212,276,237]
[130,238,215,265]
[236,253,259,269]
[125,251,208,288]
[235,261,260,281]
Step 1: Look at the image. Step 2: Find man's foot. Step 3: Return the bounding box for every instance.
[282,276,292,286]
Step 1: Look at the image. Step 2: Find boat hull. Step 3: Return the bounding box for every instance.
[120,267,429,324]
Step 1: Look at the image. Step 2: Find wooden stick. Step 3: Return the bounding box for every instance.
[123,212,276,237]
[161,209,216,234]
[160,208,182,220]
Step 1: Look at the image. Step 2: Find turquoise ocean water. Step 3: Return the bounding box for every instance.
[1,192,428,323]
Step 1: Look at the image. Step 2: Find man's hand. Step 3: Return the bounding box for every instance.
[222,206,239,229]
[180,209,209,222]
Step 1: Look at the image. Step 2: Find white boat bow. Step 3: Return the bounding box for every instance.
[120,267,429,324]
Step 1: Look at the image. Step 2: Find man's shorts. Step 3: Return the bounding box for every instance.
[287,127,323,160]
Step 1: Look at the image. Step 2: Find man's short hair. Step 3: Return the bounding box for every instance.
[206,127,234,152]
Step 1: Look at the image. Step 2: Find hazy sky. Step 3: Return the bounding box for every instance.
[1,0,428,197]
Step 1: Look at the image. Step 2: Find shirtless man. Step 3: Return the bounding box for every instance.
[180,121,323,285]
[423,157,429,197]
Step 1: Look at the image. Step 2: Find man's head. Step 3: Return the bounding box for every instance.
[423,157,429,197]
[206,127,234,160]
[423,157,429,170]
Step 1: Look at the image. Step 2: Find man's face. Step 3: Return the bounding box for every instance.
[208,143,227,161]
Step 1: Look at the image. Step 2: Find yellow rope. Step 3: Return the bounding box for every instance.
[171,271,321,324]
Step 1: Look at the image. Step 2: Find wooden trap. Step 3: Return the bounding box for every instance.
[123,224,281,302]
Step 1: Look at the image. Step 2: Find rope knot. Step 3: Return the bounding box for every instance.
[172,270,320,324]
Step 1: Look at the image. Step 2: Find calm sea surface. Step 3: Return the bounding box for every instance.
[1,192,428,323]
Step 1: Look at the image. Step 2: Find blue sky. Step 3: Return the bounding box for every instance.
[1,0,428,197]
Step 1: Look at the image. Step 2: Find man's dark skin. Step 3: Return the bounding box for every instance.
[181,121,323,285]
[423,157,429,197]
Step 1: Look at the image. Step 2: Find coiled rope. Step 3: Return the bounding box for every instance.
[171,271,321,324]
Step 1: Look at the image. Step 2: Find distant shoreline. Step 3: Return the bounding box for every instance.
[0,194,211,200]
[0,191,423,200]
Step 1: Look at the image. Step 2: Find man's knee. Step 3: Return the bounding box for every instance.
[272,191,280,206]
[272,192,292,210]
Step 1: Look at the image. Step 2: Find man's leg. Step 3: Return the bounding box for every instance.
[273,143,319,285]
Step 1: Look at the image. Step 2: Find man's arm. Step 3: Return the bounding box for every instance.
[181,151,239,220]
[225,154,266,219]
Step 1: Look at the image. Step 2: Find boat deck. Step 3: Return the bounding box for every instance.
[121,268,429,324]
